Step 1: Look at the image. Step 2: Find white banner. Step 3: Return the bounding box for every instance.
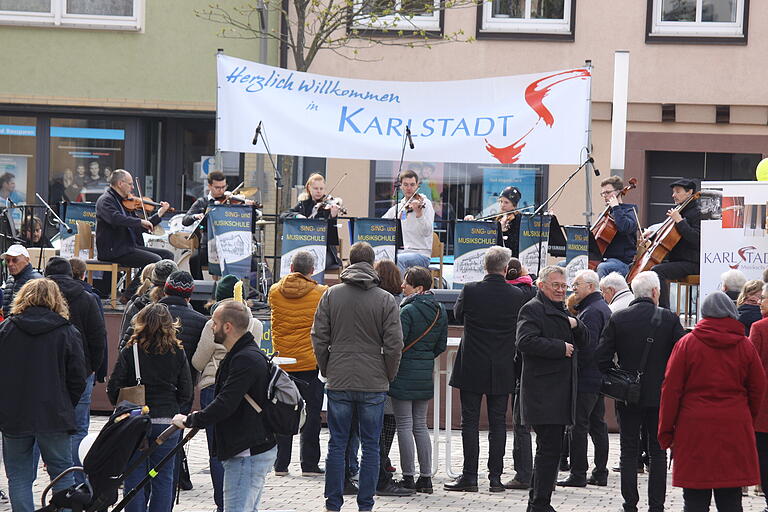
[700,181,768,303]
[217,54,591,165]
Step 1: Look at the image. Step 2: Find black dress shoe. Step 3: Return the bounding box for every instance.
[503,478,530,490]
[415,476,433,494]
[587,476,607,486]
[343,480,359,495]
[556,476,587,487]
[444,474,478,492]
[489,477,505,492]
[376,480,415,496]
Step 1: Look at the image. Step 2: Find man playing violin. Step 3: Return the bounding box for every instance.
[182,170,256,279]
[382,169,435,273]
[95,169,174,302]
[644,179,700,309]
[595,176,639,279]
[464,186,523,256]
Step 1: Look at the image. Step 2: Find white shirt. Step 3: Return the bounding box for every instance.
[382,195,435,257]
[609,289,635,313]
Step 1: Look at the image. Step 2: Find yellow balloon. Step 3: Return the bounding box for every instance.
[757,158,768,181]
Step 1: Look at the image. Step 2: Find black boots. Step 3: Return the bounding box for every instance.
[444,474,479,492]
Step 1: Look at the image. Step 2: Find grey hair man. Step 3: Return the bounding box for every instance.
[720,269,747,303]
[516,265,588,510]
[599,272,635,313]
[596,270,685,512]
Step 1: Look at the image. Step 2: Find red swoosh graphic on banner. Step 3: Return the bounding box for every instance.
[730,246,757,269]
[485,68,591,164]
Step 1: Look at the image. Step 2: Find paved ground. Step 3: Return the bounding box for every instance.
[2,415,767,511]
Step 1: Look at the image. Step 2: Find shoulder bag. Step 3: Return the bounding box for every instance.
[117,343,146,406]
[600,307,663,405]
[403,305,441,353]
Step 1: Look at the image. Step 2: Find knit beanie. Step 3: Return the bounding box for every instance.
[151,259,178,286]
[215,274,239,302]
[701,290,738,320]
[164,270,194,299]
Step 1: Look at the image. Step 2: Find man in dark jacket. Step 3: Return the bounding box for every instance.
[44,257,107,482]
[173,300,276,511]
[517,265,588,512]
[445,246,525,493]
[1,244,42,315]
[595,270,686,512]
[558,269,611,488]
[95,169,173,300]
[311,242,403,512]
[646,178,700,308]
[595,176,638,278]
[69,257,109,382]
[0,279,87,512]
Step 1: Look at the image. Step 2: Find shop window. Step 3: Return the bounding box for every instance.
[647,0,747,42]
[352,0,441,32]
[0,116,37,232]
[480,0,574,37]
[0,0,144,31]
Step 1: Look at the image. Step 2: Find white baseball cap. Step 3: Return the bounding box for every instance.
[1,244,30,259]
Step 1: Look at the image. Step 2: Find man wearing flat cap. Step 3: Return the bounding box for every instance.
[644,179,700,309]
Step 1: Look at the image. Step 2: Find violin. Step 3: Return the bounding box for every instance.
[122,195,175,213]
[590,177,638,255]
[404,189,425,213]
[219,191,263,208]
[311,195,347,218]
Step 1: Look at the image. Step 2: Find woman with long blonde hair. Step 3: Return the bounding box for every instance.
[107,303,192,512]
[0,278,86,512]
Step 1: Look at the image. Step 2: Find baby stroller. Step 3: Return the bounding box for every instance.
[36,401,198,512]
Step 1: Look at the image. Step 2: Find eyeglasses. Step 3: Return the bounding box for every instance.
[599,190,616,197]
[545,282,568,290]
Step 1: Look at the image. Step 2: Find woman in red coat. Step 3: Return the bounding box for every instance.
[659,291,766,511]
[749,281,768,512]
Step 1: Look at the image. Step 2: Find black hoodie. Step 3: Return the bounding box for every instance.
[47,274,107,373]
[0,306,86,434]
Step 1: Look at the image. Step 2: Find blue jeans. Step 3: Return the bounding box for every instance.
[325,390,386,511]
[123,423,180,512]
[596,258,630,278]
[395,252,431,274]
[201,386,224,511]
[71,372,95,484]
[3,431,74,512]
[222,446,277,512]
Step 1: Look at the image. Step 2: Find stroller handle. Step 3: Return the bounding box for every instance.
[156,424,182,445]
[40,466,93,509]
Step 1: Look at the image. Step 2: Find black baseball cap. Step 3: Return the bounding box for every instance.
[669,179,697,192]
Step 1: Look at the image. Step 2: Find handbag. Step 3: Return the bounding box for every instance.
[117,343,146,406]
[601,307,663,405]
[403,304,441,353]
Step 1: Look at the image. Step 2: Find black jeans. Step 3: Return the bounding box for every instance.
[569,392,609,481]
[512,388,532,484]
[757,432,768,507]
[275,369,325,472]
[459,390,508,479]
[682,487,742,512]
[106,246,174,297]
[651,260,699,309]
[188,246,209,281]
[616,404,666,512]
[529,424,564,511]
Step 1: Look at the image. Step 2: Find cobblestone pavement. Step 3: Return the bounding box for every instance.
[3,415,767,511]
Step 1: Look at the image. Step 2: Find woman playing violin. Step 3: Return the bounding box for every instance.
[464,186,523,256]
[594,176,639,279]
[285,173,342,269]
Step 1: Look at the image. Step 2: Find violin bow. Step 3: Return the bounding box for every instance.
[134,177,151,227]
[325,172,349,198]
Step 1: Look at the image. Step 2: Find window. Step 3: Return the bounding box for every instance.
[0,116,37,231]
[352,0,440,32]
[647,0,747,41]
[0,0,144,31]
[479,0,573,37]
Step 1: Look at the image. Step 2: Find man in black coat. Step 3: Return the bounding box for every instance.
[646,178,700,308]
[558,269,611,488]
[44,257,107,481]
[595,270,686,512]
[173,301,276,511]
[1,244,42,316]
[516,265,588,512]
[445,246,526,493]
[95,169,173,300]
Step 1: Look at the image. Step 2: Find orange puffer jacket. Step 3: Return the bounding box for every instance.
[269,273,328,372]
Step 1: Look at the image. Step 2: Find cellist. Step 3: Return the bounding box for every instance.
[642,179,700,309]
[595,176,639,278]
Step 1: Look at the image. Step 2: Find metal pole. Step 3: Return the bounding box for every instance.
[584,59,594,226]
[215,48,224,175]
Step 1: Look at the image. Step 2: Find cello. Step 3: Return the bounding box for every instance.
[625,191,701,283]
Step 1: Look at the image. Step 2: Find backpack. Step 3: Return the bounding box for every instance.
[244,352,306,436]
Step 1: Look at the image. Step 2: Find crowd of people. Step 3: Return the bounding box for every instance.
[2,230,768,512]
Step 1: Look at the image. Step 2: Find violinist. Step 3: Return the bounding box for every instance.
[594,176,638,278]
[284,172,342,269]
[382,169,434,272]
[644,179,700,309]
[464,186,523,256]
[95,169,174,302]
[182,170,256,279]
